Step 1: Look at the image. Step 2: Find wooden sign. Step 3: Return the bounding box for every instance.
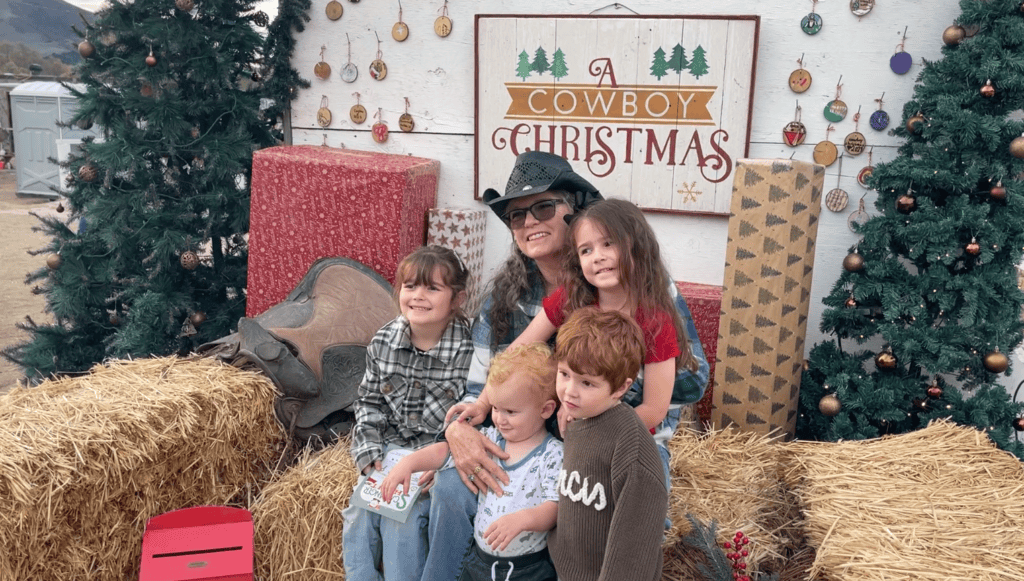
[475,14,759,215]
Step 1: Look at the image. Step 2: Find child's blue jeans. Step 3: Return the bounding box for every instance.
[342,488,431,581]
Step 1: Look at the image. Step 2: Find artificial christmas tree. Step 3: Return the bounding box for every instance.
[798,0,1024,457]
[1,0,277,382]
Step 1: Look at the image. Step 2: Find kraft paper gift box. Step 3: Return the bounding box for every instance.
[711,159,825,438]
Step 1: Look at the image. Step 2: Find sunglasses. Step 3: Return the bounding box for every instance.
[503,199,567,229]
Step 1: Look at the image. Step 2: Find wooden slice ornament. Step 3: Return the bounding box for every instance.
[369,33,387,80]
[813,125,838,167]
[392,5,409,41]
[826,188,849,212]
[435,1,453,38]
[824,100,847,123]
[317,95,332,128]
[314,45,331,80]
[372,108,389,143]
[350,92,367,124]
[789,68,812,93]
[399,97,414,132]
[341,33,358,83]
[783,104,806,147]
[801,0,822,36]
[850,0,874,16]
[870,94,889,131]
[848,196,870,231]
[325,0,343,20]
[858,166,874,187]
[844,110,866,156]
[890,29,912,74]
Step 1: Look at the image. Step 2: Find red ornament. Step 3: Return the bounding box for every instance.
[146,52,157,67]
[1014,417,1024,431]
[990,180,1007,201]
[926,384,943,399]
[965,238,981,256]
[981,80,995,98]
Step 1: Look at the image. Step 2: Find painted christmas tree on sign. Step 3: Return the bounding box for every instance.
[798,0,1024,457]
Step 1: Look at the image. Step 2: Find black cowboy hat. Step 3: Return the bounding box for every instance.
[482,151,602,223]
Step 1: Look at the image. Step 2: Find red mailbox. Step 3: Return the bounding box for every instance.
[140,506,254,581]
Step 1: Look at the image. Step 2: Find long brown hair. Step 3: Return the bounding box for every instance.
[561,198,698,372]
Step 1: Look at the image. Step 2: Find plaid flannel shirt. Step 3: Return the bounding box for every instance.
[465,274,709,405]
[351,315,472,473]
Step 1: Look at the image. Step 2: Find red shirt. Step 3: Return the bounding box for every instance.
[543,286,681,364]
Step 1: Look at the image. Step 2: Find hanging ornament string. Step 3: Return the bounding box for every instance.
[341,33,358,82]
[858,147,875,187]
[824,77,848,122]
[350,92,367,124]
[393,0,409,41]
[372,107,389,143]
[435,0,453,37]
[315,45,331,80]
[789,53,812,93]
[399,97,415,132]
[317,95,332,127]
[801,0,822,35]
[814,124,838,167]
[891,27,913,74]
[783,101,806,147]
[870,93,889,130]
[826,155,850,212]
[845,108,866,155]
[370,32,388,80]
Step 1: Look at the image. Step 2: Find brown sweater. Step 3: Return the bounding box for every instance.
[548,402,668,581]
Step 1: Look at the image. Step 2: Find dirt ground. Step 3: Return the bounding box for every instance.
[0,168,59,392]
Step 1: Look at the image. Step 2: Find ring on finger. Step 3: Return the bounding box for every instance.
[473,465,483,474]
[468,474,476,482]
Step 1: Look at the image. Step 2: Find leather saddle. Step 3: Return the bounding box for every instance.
[200,257,397,445]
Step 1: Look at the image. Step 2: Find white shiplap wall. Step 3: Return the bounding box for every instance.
[286,0,1024,400]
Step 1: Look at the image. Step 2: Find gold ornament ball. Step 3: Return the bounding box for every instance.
[965,240,981,255]
[78,164,97,182]
[78,40,95,58]
[875,350,897,369]
[190,311,207,325]
[845,296,857,308]
[983,349,1009,373]
[180,250,200,270]
[942,24,966,46]
[981,81,995,98]
[146,54,157,67]
[990,181,1007,201]
[175,0,195,10]
[896,194,917,214]
[819,394,841,417]
[46,253,62,270]
[843,252,865,272]
[1010,136,1024,159]
[906,114,925,133]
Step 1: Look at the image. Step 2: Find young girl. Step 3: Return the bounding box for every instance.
[460,198,697,471]
[343,245,473,581]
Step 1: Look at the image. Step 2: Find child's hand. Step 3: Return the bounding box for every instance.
[557,405,575,435]
[361,459,382,476]
[379,459,414,503]
[483,512,530,552]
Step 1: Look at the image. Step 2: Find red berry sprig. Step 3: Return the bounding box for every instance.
[722,530,751,581]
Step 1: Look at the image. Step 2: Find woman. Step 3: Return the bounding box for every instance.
[421,151,709,581]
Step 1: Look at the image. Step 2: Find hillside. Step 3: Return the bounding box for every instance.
[0,0,92,63]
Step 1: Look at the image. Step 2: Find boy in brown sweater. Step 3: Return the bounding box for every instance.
[547,307,668,581]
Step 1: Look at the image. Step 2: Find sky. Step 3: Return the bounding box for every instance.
[63,0,280,22]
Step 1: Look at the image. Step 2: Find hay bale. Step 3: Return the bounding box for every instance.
[783,419,1024,581]
[253,438,358,579]
[663,426,799,579]
[0,356,283,581]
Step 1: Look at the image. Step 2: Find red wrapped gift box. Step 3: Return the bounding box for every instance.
[676,281,723,425]
[247,146,439,316]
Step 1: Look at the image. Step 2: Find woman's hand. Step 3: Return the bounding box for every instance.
[445,419,509,494]
[453,400,490,426]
